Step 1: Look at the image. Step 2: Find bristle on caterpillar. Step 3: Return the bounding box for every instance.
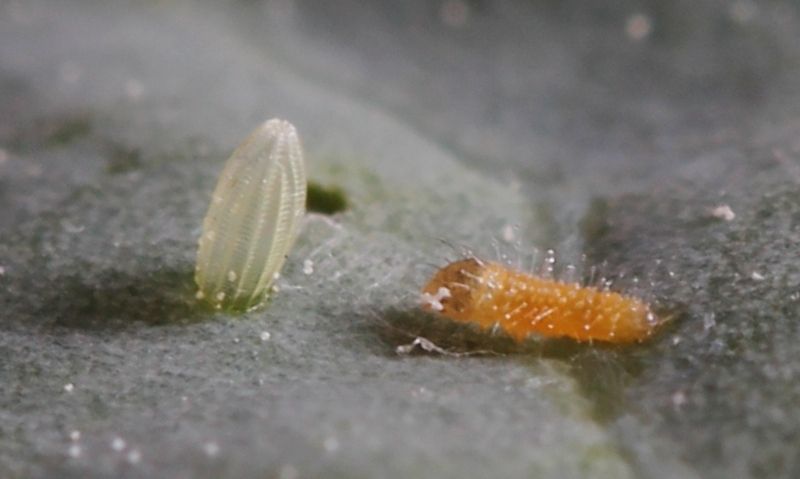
[421,258,663,343]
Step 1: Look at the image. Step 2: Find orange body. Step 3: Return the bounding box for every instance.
[421,259,660,343]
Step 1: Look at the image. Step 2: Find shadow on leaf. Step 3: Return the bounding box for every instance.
[34,266,210,331]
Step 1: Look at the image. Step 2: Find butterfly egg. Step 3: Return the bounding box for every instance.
[195,119,307,311]
[421,258,662,343]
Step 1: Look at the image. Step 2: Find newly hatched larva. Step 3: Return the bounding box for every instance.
[195,119,307,311]
[421,258,662,343]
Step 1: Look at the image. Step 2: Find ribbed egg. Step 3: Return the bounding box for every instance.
[195,119,307,311]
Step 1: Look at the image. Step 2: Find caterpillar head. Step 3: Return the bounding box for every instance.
[420,258,485,319]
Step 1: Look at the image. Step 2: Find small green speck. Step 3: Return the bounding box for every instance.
[45,115,91,145]
[105,143,142,174]
[307,181,348,215]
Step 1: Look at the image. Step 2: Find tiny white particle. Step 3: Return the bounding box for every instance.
[501,224,516,243]
[751,271,765,281]
[59,62,82,84]
[396,337,450,356]
[260,331,271,342]
[26,164,43,177]
[0,265,5,276]
[68,444,81,458]
[279,464,299,479]
[127,449,141,464]
[420,286,451,312]
[323,437,339,453]
[69,430,81,441]
[710,204,735,221]
[204,441,220,457]
[195,290,205,300]
[124,79,144,101]
[729,0,757,24]
[233,337,240,344]
[440,0,470,28]
[703,313,716,331]
[420,294,443,311]
[625,13,652,41]
[216,291,226,301]
[411,386,427,398]
[227,270,237,282]
[64,383,74,393]
[111,437,126,451]
[302,259,314,275]
[671,390,687,408]
[395,343,413,355]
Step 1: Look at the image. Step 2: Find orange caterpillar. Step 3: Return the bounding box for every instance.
[421,258,662,343]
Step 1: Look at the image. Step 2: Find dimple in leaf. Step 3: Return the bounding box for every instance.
[195,119,307,311]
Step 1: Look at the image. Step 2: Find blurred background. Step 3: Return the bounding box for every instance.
[2,1,800,478]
